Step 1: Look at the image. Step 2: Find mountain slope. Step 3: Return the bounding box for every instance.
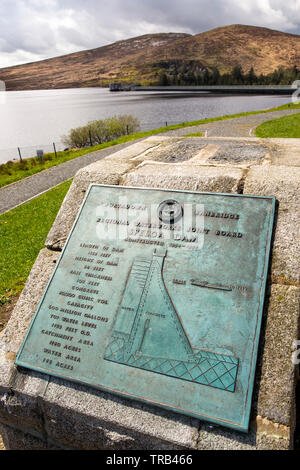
[0,33,190,90]
[1,25,300,90]
[153,24,300,75]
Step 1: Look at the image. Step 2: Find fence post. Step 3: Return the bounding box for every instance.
[18,147,22,161]
[166,122,168,127]
[126,125,129,135]
[89,130,93,147]
[53,142,57,158]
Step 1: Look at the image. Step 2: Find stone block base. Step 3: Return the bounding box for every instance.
[0,136,299,450]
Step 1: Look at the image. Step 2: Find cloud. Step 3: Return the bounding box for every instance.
[0,0,300,68]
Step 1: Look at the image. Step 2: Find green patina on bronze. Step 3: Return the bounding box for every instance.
[15,185,275,432]
[104,251,239,392]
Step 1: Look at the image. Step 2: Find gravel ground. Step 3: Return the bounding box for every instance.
[210,142,267,162]
[142,139,208,162]
[142,137,269,164]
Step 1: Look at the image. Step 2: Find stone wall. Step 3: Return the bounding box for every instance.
[0,136,299,450]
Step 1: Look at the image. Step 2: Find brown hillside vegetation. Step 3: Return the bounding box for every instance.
[166,24,300,74]
[1,24,300,90]
[0,33,190,90]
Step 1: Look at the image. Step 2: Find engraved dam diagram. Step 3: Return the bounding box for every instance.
[104,250,239,392]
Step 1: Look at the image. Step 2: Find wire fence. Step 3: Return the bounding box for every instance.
[0,142,66,164]
[0,118,189,164]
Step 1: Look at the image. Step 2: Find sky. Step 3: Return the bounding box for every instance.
[1,0,300,68]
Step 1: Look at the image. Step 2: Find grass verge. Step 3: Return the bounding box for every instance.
[0,179,72,305]
[1,101,299,188]
[255,112,300,137]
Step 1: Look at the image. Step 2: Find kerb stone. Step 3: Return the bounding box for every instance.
[121,162,244,193]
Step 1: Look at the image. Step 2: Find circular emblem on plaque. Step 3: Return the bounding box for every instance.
[157,200,183,225]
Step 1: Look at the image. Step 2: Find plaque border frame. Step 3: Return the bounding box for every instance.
[15,184,276,432]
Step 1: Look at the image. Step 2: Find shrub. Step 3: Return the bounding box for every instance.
[42,154,54,162]
[62,125,90,148]
[62,114,140,148]
[15,160,29,170]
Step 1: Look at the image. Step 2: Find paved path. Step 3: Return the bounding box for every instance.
[0,140,144,215]
[163,108,300,138]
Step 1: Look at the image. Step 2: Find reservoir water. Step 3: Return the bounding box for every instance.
[0,87,290,163]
